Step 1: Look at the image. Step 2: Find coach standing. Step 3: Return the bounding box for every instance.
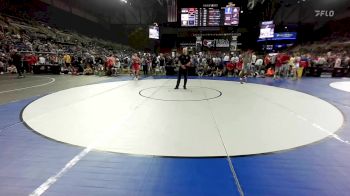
[175,48,191,89]
[11,49,24,78]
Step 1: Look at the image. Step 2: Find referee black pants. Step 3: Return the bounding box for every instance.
[15,64,23,76]
[175,68,188,88]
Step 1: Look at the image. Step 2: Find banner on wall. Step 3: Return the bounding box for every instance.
[203,39,215,48]
[257,32,297,42]
[230,42,237,51]
[196,36,202,51]
[215,39,230,48]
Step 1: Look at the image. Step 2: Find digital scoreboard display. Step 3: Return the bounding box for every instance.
[208,8,221,26]
[259,21,275,39]
[149,26,159,39]
[224,7,240,26]
[181,5,240,27]
[181,8,198,27]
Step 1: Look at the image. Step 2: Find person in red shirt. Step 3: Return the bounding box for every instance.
[281,53,291,77]
[274,54,282,79]
[23,53,31,73]
[106,55,114,76]
[226,61,235,76]
[299,59,309,68]
[132,53,141,80]
[274,53,290,79]
[266,67,275,76]
[264,54,271,68]
[236,56,243,77]
[29,54,37,73]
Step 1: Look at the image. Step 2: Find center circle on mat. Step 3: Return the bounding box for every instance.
[22,79,344,157]
[139,86,222,101]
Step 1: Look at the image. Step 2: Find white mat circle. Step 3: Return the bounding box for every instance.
[330,81,350,93]
[22,79,344,157]
[139,86,222,101]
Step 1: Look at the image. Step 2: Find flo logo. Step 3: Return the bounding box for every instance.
[315,10,335,17]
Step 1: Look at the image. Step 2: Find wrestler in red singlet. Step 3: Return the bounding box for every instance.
[132,53,141,80]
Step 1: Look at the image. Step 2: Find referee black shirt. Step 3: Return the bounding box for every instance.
[178,54,191,69]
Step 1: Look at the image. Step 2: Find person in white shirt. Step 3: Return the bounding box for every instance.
[249,52,257,73]
[91,55,96,65]
[231,56,239,63]
[334,57,342,68]
[223,54,230,62]
[115,58,121,69]
[255,58,263,66]
[222,54,230,74]
[7,64,17,73]
[251,52,257,65]
[317,56,327,66]
[271,54,276,65]
[200,57,208,75]
[289,56,297,80]
[39,55,46,64]
[327,51,332,58]
[112,57,121,75]
[255,58,264,76]
[211,57,216,66]
[295,56,301,68]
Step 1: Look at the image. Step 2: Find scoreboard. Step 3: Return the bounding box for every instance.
[224,7,240,26]
[181,6,240,27]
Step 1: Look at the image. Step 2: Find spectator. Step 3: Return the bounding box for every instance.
[159,53,165,74]
[142,56,148,76]
[39,55,45,65]
[10,49,23,77]
[0,59,4,74]
[63,54,71,68]
[334,56,342,68]
[255,57,264,77]
[7,64,17,74]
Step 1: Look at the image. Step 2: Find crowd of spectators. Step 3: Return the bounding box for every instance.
[158,48,350,81]
[1,13,350,80]
[0,13,134,76]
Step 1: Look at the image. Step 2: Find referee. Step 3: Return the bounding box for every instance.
[175,48,191,89]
